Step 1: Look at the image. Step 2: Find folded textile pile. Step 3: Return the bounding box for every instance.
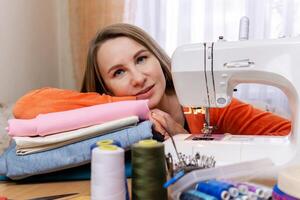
[0,121,152,180]
[1,99,153,180]
[7,100,150,155]
[14,116,139,155]
[7,100,149,137]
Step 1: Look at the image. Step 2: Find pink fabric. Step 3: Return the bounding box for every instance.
[7,100,149,137]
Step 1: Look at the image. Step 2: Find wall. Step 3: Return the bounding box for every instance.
[0,0,75,105]
[68,0,125,87]
[57,0,76,91]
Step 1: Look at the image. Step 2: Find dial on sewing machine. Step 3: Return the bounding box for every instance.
[164,37,300,166]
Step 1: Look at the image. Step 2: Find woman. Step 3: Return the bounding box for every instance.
[81,23,189,138]
[13,23,291,138]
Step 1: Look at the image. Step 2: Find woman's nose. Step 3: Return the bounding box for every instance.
[130,69,146,87]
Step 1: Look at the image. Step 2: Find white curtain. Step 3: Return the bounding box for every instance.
[124,0,300,118]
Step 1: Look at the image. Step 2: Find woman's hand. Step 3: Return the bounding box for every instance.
[149,109,189,139]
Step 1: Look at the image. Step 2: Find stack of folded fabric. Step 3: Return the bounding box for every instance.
[0,100,153,180]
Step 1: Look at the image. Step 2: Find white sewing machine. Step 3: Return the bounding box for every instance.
[164,37,300,166]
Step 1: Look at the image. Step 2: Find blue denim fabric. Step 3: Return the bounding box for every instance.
[0,121,152,180]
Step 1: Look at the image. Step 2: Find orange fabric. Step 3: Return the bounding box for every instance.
[184,98,291,136]
[13,87,136,119]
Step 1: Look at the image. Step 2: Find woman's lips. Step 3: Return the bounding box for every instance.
[136,85,155,100]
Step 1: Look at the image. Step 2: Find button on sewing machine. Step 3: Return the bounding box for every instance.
[221,73,228,78]
[220,82,226,86]
[217,97,227,104]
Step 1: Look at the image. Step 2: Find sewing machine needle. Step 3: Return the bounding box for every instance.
[166,132,186,166]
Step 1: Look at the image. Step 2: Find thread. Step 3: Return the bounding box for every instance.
[238,195,250,200]
[236,182,264,198]
[220,179,248,195]
[195,181,230,200]
[180,190,217,200]
[245,182,272,200]
[221,180,271,200]
[91,140,129,200]
[273,184,298,200]
[131,139,167,200]
[91,144,126,200]
[237,184,249,195]
[207,180,239,198]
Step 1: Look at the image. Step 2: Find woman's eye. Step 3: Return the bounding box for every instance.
[136,56,147,64]
[113,69,125,77]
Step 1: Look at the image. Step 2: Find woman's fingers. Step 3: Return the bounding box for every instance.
[149,113,170,139]
[151,109,170,128]
[150,109,189,135]
[151,109,177,136]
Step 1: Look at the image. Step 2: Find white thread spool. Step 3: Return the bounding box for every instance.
[91,144,126,200]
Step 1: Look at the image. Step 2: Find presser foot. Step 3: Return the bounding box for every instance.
[201,124,215,139]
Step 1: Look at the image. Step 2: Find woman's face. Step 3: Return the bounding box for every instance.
[97,36,166,109]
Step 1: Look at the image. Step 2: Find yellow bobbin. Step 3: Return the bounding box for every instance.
[138,139,158,147]
[97,139,114,146]
[99,144,118,151]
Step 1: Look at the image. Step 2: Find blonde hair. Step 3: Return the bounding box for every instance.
[81,23,174,94]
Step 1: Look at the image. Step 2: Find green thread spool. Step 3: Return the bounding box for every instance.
[132,139,167,200]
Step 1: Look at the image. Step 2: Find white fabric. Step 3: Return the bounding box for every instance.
[14,116,139,155]
[124,0,300,118]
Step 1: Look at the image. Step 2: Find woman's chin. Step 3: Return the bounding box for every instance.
[146,99,157,109]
